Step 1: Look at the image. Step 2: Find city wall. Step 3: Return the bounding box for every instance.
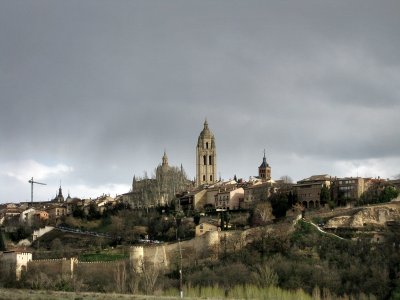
[1,230,250,282]
[29,257,74,278]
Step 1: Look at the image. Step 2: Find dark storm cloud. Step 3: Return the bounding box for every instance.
[1,0,399,202]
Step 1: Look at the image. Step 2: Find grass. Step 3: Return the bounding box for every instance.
[79,252,128,262]
[163,284,312,300]
[0,288,177,300]
[0,286,311,300]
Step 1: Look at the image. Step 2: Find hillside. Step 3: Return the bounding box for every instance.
[324,201,400,229]
[31,228,111,259]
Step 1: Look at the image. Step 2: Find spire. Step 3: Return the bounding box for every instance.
[259,149,269,168]
[58,181,63,197]
[162,149,168,167]
[204,118,208,129]
[258,149,271,180]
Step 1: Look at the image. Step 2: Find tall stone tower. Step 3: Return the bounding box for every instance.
[161,150,169,172]
[196,119,217,186]
[258,150,271,181]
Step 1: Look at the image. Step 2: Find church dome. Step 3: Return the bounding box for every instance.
[198,119,214,142]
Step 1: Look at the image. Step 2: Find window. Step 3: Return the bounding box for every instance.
[203,175,206,181]
[206,142,209,149]
[203,155,207,165]
[210,175,212,181]
[209,156,212,165]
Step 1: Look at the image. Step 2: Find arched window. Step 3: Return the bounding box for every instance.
[203,155,207,165]
[206,142,209,149]
[210,175,213,181]
[203,175,206,181]
[209,156,212,165]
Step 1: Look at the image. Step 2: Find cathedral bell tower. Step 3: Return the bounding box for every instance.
[196,119,217,186]
[258,150,271,181]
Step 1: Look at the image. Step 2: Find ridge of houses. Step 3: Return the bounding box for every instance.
[2,120,400,229]
[0,192,123,230]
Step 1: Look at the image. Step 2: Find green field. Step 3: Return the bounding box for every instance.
[78,252,128,262]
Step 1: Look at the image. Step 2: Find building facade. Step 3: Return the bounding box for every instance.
[196,120,217,186]
[294,175,332,209]
[243,181,273,209]
[332,177,367,202]
[214,186,244,211]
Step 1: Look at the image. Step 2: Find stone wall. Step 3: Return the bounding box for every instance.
[75,260,125,292]
[1,228,253,284]
[28,258,73,278]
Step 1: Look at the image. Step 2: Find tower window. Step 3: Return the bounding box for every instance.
[210,175,213,181]
[203,155,207,165]
[203,175,206,181]
[209,156,212,165]
[206,142,209,149]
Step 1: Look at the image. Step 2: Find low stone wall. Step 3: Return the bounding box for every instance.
[76,260,127,292]
[28,258,73,278]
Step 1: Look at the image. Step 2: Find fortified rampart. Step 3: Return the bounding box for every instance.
[1,229,250,282]
[28,257,74,278]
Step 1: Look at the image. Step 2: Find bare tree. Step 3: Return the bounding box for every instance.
[127,260,140,294]
[141,261,159,295]
[253,202,274,225]
[254,264,279,287]
[114,261,127,293]
[280,175,293,184]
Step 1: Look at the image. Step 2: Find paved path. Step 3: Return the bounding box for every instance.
[303,220,347,240]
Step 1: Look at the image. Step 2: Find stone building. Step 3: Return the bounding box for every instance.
[242,181,273,210]
[332,177,368,203]
[178,188,207,213]
[294,174,332,209]
[47,206,67,221]
[196,221,219,237]
[123,152,191,208]
[0,250,32,280]
[196,119,217,187]
[214,186,244,211]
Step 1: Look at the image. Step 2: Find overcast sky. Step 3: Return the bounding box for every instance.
[1,0,399,203]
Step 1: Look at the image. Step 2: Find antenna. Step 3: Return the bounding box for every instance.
[28,177,46,204]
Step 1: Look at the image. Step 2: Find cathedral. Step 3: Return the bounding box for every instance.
[124,151,191,208]
[124,119,274,211]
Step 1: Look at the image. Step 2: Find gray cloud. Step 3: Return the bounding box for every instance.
[1,0,399,202]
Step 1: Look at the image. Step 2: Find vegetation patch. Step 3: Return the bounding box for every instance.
[79,252,128,262]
